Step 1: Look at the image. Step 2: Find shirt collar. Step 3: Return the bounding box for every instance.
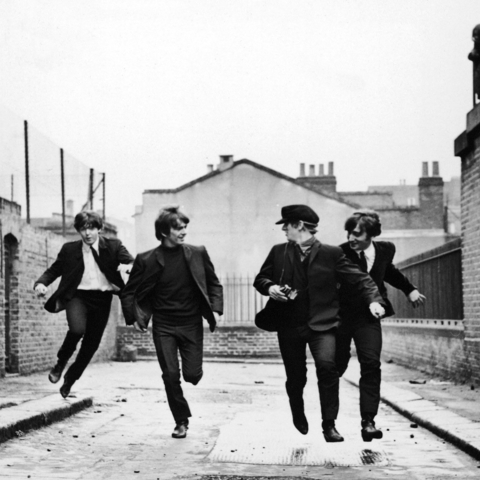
[360,241,375,259]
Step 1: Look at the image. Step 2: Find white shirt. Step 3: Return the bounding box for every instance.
[358,242,376,273]
[77,239,116,292]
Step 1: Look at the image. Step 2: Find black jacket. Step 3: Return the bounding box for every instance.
[34,236,134,313]
[339,241,416,320]
[254,239,384,332]
[120,244,223,331]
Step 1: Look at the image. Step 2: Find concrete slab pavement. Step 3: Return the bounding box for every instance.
[0,356,479,465]
[342,358,480,460]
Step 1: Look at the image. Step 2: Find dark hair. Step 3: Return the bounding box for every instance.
[74,210,103,231]
[154,205,190,240]
[344,209,382,238]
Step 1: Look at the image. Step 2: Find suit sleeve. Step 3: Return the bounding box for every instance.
[382,244,417,295]
[34,244,67,288]
[115,240,135,265]
[202,247,224,315]
[335,252,384,306]
[120,254,145,325]
[253,247,276,296]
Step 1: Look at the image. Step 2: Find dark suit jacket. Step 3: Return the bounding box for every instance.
[339,241,416,320]
[253,239,384,332]
[120,244,223,331]
[34,236,134,313]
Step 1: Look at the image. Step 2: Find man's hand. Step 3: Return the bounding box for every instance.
[408,290,426,308]
[34,284,48,297]
[209,312,221,333]
[268,285,288,302]
[117,264,133,275]
[133,321,147,333]
[369,302,385,319]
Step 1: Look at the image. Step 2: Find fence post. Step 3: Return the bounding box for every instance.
[24,120,30,223]
[102,173,106,220]
[89,168,94,210]
[60,148,66,236]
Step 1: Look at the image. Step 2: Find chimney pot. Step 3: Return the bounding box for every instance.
[328,162,334,176]
[300,163,306,177]
[422,162,429,177]
[309,165,316,176]
[207,164,214,173]
[432,161,440,177]
[319,164,324,176]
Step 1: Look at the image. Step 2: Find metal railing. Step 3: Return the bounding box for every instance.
[220,274,267,325]
[387,238,463,320]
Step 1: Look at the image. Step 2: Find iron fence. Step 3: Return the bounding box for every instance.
[220,274,267,325]
[387,238,463,320]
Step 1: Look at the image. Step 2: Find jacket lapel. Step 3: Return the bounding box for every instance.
[155,246,165,268]
[308,239,321,268]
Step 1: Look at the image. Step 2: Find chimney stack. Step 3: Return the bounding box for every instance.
[218,155,234,172]
[418,162,444,229]
[296,162,337,193]
[66,199,74,217]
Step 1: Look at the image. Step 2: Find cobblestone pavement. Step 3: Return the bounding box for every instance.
[0,360,479,479]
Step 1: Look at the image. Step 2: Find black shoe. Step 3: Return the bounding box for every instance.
[48,361,67,384]
[292,412,309,435]
[322,421,344,443]
[60,378,75,398]
[172,420,189,439]
[361,417,383,442]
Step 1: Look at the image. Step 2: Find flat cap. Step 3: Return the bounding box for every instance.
[275,204,320,225]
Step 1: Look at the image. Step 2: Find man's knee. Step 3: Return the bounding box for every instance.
[184,369,203,385]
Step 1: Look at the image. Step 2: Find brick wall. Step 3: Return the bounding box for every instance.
[454,102,480,384]
[116,325,281,359]
[381,318,470,381]
[0,207,119,377]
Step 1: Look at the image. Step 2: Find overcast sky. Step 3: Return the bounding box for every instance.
[0,0,477,221]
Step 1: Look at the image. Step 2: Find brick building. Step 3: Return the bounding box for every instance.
[296,161,460,262]
[454,92,480,384]
[0,198,121,377]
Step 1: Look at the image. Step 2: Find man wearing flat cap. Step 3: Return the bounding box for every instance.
[254,204,385,442]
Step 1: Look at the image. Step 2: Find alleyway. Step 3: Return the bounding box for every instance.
[0,360,478,479]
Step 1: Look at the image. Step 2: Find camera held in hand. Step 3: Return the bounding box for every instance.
[280,284,298,301]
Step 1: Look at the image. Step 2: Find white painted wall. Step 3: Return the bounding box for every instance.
[134,162,356,275]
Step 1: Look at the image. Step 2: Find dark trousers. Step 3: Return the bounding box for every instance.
[336,318,382,417]
[152,315,204,423]
[58,290,113,382]
[277,325,339,421]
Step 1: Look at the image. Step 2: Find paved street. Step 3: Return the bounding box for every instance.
[0,360,479,479]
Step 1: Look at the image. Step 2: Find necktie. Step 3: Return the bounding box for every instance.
[359,251,368,273]
[90,246,104,272]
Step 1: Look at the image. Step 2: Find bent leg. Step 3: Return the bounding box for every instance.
[64,292,112,382]
[278,328,308,413]
[178,321,204,386]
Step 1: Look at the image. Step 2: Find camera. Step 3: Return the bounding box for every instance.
[280,284,298,301]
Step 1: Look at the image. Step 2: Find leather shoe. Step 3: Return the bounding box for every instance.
[60,378,75,399]
[172,420,189,439]
[48,361,67,384]
[292,412,309,435]
[361,418,383,442]
[322,421,344,442]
